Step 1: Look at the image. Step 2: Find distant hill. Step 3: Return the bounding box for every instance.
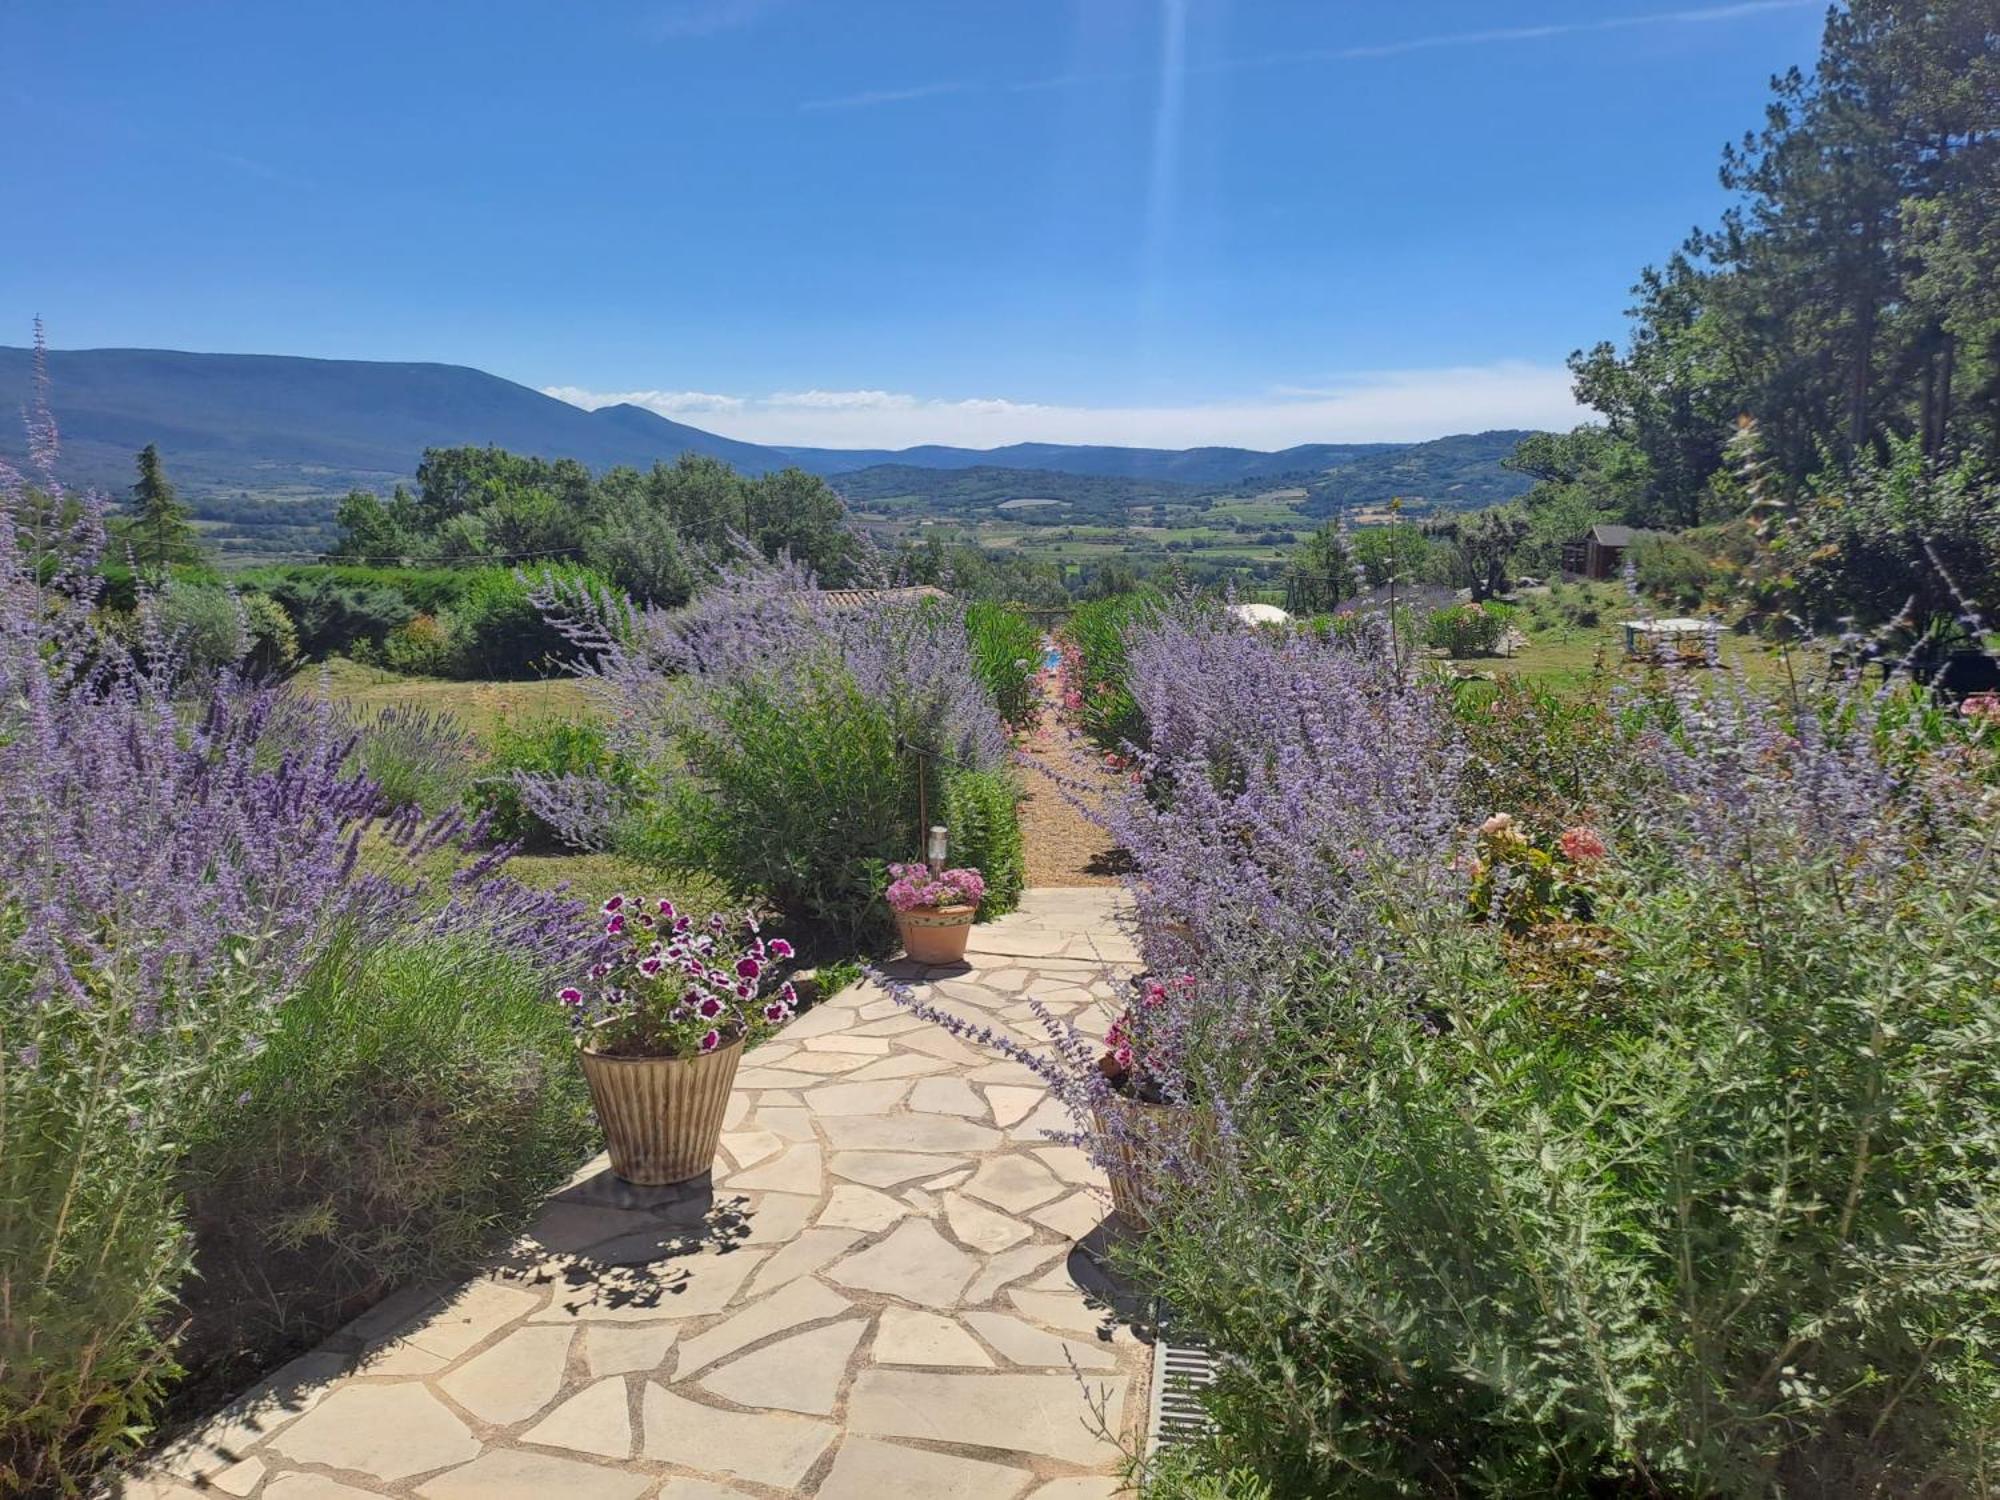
[0,346,792,498]
[0,346,1535,537]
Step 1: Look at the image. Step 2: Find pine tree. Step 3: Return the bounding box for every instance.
[120,444,200,576]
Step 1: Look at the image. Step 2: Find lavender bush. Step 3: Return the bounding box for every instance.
[0,340,597,1492]
[528,552,1017,949]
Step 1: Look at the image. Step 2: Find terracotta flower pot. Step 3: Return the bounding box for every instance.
[578,1035,744,1185]
[895,904,977,965]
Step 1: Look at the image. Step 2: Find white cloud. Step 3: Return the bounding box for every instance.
[542,385,744,415]
[766,389,918,411]
[543,363,1586,450]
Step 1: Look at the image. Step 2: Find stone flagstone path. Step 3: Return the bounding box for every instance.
[127,888,1147,1500]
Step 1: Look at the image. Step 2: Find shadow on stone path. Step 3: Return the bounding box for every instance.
[125,889,1149,1500]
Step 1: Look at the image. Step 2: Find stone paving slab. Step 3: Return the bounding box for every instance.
[126,888,1148,1499]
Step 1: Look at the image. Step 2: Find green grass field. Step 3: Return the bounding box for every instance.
[312,658,667,906]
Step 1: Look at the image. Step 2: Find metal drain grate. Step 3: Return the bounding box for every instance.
[1147,1334,1220,1451]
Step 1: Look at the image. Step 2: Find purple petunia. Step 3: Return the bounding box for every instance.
[736,956,761,980]
[768,938,794,960]
[699,1029,721,1053]
[603,894,625,913]
[557,987,584,1007]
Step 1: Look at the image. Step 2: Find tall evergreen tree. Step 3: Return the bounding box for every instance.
[119,444,201,576]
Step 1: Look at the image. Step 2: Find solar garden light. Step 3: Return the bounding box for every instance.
[926,824,948,873]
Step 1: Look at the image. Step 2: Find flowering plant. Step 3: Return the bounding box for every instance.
[884,863,986,913]
[1100,972,1195,1104]
[1467,813,1605,934]
[558,895,798,1059]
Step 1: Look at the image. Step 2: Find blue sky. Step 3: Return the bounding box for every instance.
[3,1,1827,449]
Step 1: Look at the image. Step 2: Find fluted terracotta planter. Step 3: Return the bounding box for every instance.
[1091,1091,1208,1233]
[895,904,976,965]
[579,1035,743,1185]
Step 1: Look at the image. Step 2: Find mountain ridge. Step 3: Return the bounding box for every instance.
[0,344,1535,509]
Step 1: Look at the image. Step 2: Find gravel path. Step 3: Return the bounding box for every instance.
[1016,680,1128,889]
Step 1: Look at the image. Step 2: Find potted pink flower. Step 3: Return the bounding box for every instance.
[559,896,797,1185]
[885,863,986,965]
[1092,972,1202,1231]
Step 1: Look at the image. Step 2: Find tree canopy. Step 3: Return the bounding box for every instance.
[330,446,865,603]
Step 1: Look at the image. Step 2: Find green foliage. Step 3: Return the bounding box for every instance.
[963,601,1042,729]
[1768,436,2000,633]
[1574,0,2000,529]
[351,704,477,816]
[940,768,1024,920]
[1133,815,2000,1497]
[177,940,594,1379]
[1454,676,1628,832]
[327,446,865,596]
[470,715,642,849]
[378,609,458,676]
[112,443,201,577]
[1424,600,1511,656]
[238,591,301,675]
[1142,1452,1276,1500]
[636,663,914,952]
[0,942,265,1495]
[1065,590,1161,748]
[248,568,420,658]
[1627,532,1722,609]
[451,564,612,679]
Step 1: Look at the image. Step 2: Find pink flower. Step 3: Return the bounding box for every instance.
[604,914,625,935]
[698,995,723,1018]
[603,895,625,913]
[699,1029,721,1053]
[736,956,762,980]
[1558,826,1608,863]
[768,938,794,959]
[1964,692,2000,725]
[763,1001,791,1023]
[557,987,583,1007]
[637,956,663,978]
[658,897,677,916]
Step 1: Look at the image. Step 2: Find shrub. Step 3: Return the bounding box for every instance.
[1104,635,2000,1496]
[1424,599,1511,656]
[1454,674,1630,832]
[379,609,458,675]
[535,554,1015,953]
[0,358,599,1491]
[470,714,642,849]
[452,564,614,679]
[1064,589,1163,748]
[351,702,478,815]
[940,768,1024,919]
[638,659,911,951]
[239,591,301,675]
[964,600,1042,730]
[1629,532,1720,608]
[176,939,595,1379]
[256,571,416,658]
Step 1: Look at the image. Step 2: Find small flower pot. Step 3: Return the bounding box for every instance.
[579,1035,744,1185]
[895,904,977,965]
